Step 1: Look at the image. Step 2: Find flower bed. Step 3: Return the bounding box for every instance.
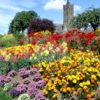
[27,30,100,52]
[36,49,100,99]
[0,31,100,99]
[0,68,45,100]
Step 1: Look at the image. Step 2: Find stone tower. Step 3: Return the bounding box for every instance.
[63,0,74,30]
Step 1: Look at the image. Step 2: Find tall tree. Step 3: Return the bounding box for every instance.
[8,11,39,34]
[70,8,100,30]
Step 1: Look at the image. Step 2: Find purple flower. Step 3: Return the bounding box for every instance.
[27,80,45,97]
[19,68,29,78]
[0,75,5,81]
[15,83,28,93]
[12,81,19,87]
[34,91,45,100]
[29,82,37,87]
[0,81,5,87]
[23,79,30,85]
[0,75,5,86]
[32,73,42,80]
[27,86,39,96]
[7,70,17,77]
[36,80,45,88]
[29,68,38,75]
[4,76,12,83]
[30,80,45,89]
[9,88,20,97]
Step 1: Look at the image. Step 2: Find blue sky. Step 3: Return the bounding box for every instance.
[0,0,100,34]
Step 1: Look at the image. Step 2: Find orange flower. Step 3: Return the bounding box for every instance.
[86,94,91,99]
[97,81,100,85]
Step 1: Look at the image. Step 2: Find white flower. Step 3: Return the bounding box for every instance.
[18,93,30,100]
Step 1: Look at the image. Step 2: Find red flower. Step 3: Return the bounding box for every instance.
[20,39,24,45]
[28,32,33,37]
[64,32,70,38]
[85,32,95,39]
[86,39,91,45]
[78,32,86,39]
[32,40,37,45]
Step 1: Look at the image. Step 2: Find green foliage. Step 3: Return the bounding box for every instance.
[8,10,39,34]
[0,34,17,47]
[3,83,13,92]
[0,60,9,74]
[14,32,24,45]
[0,58,31,74]
[16,58,31,69]
[71,8,100,30]
[95,27,100,36]
[0,91,13,100]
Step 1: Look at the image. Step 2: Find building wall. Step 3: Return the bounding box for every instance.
[54,24,64,33]
[63,1,74,30]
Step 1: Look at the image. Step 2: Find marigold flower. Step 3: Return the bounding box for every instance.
[52,93,58,99]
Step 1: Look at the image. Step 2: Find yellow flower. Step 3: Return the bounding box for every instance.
[47,80,52,87]
[72,79,77,84]
[86,94,91,99]
[60,59,67,64]
[79,83,84,87]
[85,80,90,85]
[91,75,96,79]
[42,89,48,94]
[83,86,88,90]
[90,92,95,97]
[53,88,57,93]
[48,87,52,91]
[76,77,80,81]
[52,93,58,99]
[67,76,72,81]
[73,91,77,95]
[78,88,82,92]
[67,87,71,92]
[71,87,75,91]
[61,87,67,93]
[41,62,46,67]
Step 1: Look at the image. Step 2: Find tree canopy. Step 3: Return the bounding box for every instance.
[71,8,100,30]
[8,11,39,34]
[28,18,55,33]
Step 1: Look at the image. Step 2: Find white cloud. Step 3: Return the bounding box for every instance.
[74,5,81,12]
[44,0,66,10]
[44,0,81,14]
[74,5,81,15]
[0,2,24,34]
[0,0,36,34]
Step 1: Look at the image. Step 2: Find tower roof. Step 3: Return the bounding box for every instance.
[67,0,70,4]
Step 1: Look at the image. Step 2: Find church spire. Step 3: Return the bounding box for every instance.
[67,0,70,4]
[63,0,74,30]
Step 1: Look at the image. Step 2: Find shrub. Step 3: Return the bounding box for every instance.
[0,60,9,74]
[13,33,25,45]
[0,34,17,47]
[28,18,55,33]
[0,91,13,100]
[95,27,100,36]
[3,83,13,92]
